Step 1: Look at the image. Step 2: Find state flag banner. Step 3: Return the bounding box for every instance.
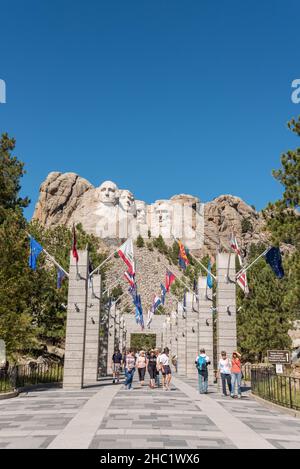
[265,247,284,279]
[118,239,135,275]
[165,269,175,292]
[236,271,249,294]
[230,234,243,267]
[124,270,135,288]
[178,240,189,270]
[28,237,43,270]
[57,268,66,289]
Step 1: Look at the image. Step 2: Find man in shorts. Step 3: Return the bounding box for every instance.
[111,348,123,384]
[159,347,172,391]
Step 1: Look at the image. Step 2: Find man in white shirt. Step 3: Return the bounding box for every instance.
[218,351,232,397]
[159,347,172,391]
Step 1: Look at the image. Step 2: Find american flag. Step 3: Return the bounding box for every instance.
[230,234,249,294]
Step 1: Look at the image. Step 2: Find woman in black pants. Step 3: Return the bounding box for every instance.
[147,350,157,389]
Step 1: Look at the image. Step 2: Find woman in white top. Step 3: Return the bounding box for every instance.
[136,350,147,386]
[159,347,172,391]
[218,351,232,396]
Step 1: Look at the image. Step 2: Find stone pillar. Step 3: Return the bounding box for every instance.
[63,250,89,389]
[83,274,101,385]
[185,292,198,378]
[198,276,214,384]
[216,253,237,361]
[176,302,187,376]
[107,302,116,375]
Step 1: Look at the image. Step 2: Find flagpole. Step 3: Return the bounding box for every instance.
[172,236,217,280]
[236,247,271,279]
[89,238,133,277]
[27,233,69,278]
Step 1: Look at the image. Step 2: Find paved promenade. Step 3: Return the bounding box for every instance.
[0,375,300,449]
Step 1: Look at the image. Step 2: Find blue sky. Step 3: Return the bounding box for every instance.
[0,0,299,219]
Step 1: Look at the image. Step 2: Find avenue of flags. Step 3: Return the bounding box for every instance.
[27,231,285,330]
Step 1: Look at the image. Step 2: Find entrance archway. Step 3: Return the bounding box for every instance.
[130,333,156,352]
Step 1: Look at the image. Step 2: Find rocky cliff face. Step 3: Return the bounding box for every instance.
[32,172,267,258]
[33,172,93,226]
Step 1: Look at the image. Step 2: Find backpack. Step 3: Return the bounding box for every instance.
[197,355,207,372]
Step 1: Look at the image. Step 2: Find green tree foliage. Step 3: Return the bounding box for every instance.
[239,117,300,360]
[0,134,29,223]
[0,134,109,356]
[237,243,296,361]
[136,234,144,248]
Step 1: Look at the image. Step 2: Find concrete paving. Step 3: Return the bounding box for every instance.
[0,375,300,449]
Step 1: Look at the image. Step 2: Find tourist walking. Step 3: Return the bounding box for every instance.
[231,351,242,398]
[147,350,157,389]
[124,351,136,390]
[195,348,210,394]
[155,348,162,388]
[159,347,172,391]
[218,351,232,396]
[111,348,123,384]
[136,350,147,386]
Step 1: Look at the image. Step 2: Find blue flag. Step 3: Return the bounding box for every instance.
[207,261,213,289]
[28,237,43,270]
[57,268,66,289]
[160,284,167,305]
[265,247,284,279]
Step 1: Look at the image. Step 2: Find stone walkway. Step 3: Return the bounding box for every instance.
[0,375,300,449]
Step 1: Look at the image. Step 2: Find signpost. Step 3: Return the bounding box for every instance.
[267,350,290,374]
[267,350,290,364]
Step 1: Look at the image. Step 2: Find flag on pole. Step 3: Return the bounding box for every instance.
[160,284,167,305]
[146,309,153,328]
[57,268,66,289]
[236,271,249,293]
[230,234,249,293]
[151,295,162,313]
[72,225,79,262]
[183,290,187,311]
[28,237,43,270]
[207,261,213,289]
[165,269,175,292]
[118,239,135,275]
[264,247,284,279]
[124,270,136,288]
[230,234,243,266]
[178,240,189,270]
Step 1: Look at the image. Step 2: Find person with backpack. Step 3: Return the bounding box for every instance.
[218,351,232,397]
[195,348,210,394]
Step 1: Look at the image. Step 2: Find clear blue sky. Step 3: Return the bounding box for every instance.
[0,0,299,219]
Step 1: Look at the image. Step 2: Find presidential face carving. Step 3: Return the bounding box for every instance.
[135,200,147,224]
[119,190,135,213]
[98,181,118,205]
[155,201,172,227]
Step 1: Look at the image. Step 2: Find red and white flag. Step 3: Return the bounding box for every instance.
[124,270,135,288]
[230,234,243,266]
[72,225,79,262]
[236,271,249,294]
[118,239,135,275]
[230,234,249,294]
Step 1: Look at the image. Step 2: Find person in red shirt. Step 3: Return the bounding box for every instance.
[231,351,242,398]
